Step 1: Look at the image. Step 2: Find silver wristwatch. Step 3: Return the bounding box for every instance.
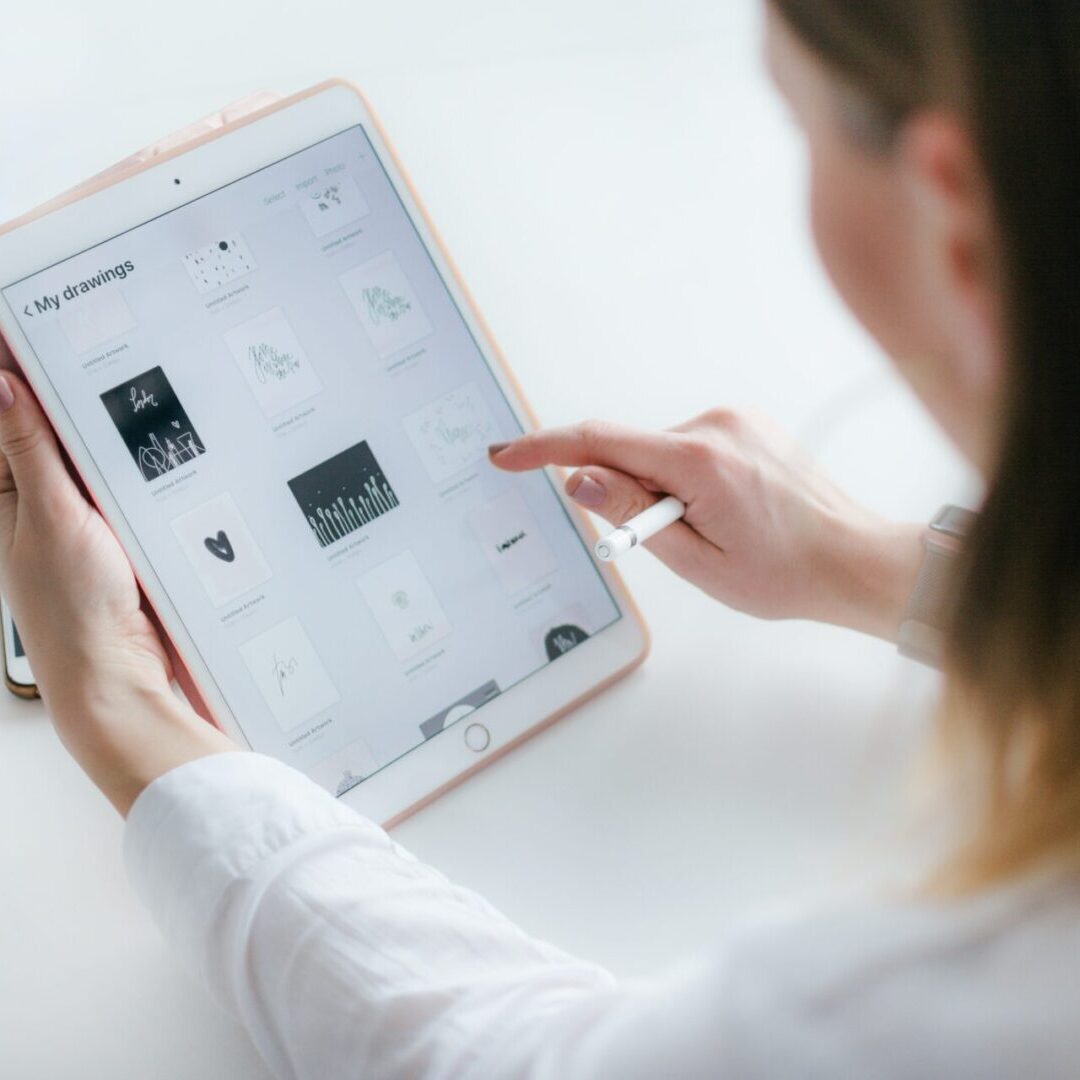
[897,505,976,666]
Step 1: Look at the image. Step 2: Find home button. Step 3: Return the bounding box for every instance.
[464,723,490,752]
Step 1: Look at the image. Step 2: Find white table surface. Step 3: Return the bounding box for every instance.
[0,2,977,1076]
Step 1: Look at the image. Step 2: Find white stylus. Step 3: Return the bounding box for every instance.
[594,495,686,562]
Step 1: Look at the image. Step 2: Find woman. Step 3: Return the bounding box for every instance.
[3,2,1077,1075]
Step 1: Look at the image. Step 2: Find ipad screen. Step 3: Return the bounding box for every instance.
[1,124,621,795]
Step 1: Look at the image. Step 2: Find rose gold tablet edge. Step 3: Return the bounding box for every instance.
[0,82,337,237]
[0,84,341,732]
[0,79,652,819]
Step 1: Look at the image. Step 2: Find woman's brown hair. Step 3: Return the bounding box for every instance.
[770,1,1080,888]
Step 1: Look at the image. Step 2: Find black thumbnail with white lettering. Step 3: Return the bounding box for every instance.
[288,441,400,548]
[100,366,206,482]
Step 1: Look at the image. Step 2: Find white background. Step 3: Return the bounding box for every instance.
[0,2,976,1077]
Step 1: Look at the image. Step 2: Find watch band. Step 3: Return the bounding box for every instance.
[897,505,976,666]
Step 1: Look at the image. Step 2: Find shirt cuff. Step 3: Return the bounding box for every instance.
[123,750,373,991]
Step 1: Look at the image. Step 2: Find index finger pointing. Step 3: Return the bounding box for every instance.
[489,420,681,484]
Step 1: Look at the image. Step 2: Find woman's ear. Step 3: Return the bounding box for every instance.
[899,111,1004,463]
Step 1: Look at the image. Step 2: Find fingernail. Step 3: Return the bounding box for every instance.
[0,374,14,414]
[569,475,606,508]
[487,442,511,457]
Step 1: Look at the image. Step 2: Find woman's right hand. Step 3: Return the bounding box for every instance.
[490,408,925,642]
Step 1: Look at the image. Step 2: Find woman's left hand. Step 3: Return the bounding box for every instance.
[0,95,281,811]
[0,365,234,813]
[0,363,172,712]
[0,93,286,693]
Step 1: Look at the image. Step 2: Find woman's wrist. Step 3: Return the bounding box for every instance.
[827,515,926,643]
[44,666,236,816]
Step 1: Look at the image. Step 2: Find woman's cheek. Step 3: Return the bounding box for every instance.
[807,151,923,361]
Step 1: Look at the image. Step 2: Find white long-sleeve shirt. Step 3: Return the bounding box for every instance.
[124,752,1080,1079]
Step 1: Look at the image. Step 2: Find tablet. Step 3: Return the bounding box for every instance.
[0,81,648,822]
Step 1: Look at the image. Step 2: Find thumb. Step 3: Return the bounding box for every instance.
[565,465,658,527]
[0,371,73,501]
[564,464,714,576]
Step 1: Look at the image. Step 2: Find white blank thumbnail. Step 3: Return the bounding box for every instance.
[58,289,136,354]
[339,251,432,359]
[239,617,340,732]
[468,489,558,594]
[300,175,370,238]
[402,381,501,483]
[356,551,452,662]
[224,307,323,417]
[170,492,272,607]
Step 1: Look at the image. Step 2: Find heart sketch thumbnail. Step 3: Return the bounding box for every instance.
[170,493,271,607]
[204,530,235,563]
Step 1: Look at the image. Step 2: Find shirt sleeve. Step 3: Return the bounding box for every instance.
[123,752,755,1080]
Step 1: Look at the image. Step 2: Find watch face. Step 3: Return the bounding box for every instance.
[931,505,977,540]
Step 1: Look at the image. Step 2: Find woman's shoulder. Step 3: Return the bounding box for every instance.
[706,875,1080,1078]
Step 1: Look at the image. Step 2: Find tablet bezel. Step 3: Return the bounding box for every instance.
[0,81,650,824]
